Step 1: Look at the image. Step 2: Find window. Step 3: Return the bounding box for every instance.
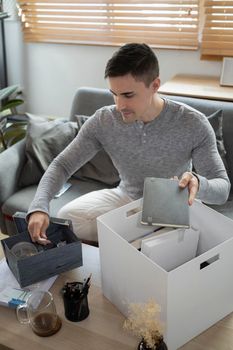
[201,0,233,59]
[17,0,199,50]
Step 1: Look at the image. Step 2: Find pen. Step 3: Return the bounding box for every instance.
[62,282,82,299]
[81,273,92,294]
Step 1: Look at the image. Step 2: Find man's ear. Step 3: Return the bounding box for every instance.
[151,77,160,92]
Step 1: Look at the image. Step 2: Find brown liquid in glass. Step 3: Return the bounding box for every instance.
[32,313,62,337]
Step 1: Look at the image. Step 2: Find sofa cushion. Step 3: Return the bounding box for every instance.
[19,115,119,187]
[19,116,78,187]
[207,109,228,172]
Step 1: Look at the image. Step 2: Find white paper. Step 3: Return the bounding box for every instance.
[141,227,200,271]
[130,227,173,249]
[0,258,57,308]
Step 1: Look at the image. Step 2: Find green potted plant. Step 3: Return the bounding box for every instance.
[0,84,27,152]
[123,299,168,350]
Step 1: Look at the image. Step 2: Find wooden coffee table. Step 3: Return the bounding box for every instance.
[0,244,137,350]
[1,242,233,350]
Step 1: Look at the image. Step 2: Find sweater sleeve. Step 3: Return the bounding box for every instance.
[191,117,230,204]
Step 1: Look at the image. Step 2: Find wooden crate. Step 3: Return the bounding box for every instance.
[1,221,82,287]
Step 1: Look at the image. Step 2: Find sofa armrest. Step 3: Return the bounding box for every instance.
[0,139,26,206]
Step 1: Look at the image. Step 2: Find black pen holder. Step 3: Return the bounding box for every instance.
[62,282,89,322]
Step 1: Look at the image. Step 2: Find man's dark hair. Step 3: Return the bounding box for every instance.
[104,43,159,87]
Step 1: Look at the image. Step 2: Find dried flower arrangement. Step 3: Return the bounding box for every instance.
[123,299,165,350]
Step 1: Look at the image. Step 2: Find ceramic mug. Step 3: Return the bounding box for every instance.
[16,290,62,337]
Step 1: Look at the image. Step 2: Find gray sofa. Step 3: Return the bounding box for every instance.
[0,86,233,236]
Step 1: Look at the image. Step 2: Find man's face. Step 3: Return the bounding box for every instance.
[108,74,160,123]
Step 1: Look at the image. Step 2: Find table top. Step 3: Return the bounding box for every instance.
[158,74,233,101]
[1,240,233,350]
[0,244,137,350]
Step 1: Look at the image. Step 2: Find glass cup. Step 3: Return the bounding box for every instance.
[16,290,62,337]
[11,241,38,258]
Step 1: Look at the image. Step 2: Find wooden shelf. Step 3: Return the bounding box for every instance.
[159,74,233,102]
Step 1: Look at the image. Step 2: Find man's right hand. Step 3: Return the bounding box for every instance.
[28,211,50,245]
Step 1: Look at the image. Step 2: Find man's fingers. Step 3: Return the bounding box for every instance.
[178,172,199,206]
[29,223,41,242]
[179,172,191,188]
[39,229,51,245]
[37,237,51,245]
[170,176,179,180]
[188,178,198,205]
[28,212,50,245]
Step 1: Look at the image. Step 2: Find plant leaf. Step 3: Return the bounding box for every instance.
[0,99,24,112]
[0,85,20,101]
[1,127,26,148]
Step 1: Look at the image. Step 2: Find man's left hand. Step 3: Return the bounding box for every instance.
[179,172,199,206]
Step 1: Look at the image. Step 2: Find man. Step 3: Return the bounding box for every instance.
[28,43,230,244]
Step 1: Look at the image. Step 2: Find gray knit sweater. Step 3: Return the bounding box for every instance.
[28,99,230,216]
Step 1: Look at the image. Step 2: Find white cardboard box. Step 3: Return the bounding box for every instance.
[97,199,233,350]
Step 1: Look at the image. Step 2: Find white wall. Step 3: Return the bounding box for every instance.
[5,20,222,119]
